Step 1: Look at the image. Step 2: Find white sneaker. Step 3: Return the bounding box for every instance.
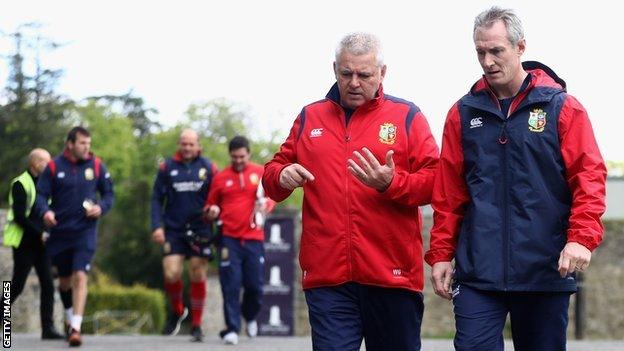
[223,331,239,345]
[246,320,258,338]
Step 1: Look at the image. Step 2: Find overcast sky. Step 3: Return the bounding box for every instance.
[1,0,622,160]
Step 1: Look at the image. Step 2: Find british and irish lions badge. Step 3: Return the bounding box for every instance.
[379,122,397,145]
[528,108,547,132]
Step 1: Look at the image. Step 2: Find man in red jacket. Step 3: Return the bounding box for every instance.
[263,32,439,351]
[205,136,275,345]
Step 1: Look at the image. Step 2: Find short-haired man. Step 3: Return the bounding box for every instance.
[427,7,607,351]
[263,32,439,351]
[37,126,115,347]
[204,135,275,345]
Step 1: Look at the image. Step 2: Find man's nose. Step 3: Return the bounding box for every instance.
[483,54,496,69]
[348,74,360,88]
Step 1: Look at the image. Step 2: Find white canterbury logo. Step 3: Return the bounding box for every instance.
[470,117,483,129]
[310,128,323,138]
[392,269,402,276]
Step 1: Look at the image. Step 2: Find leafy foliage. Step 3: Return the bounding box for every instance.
[0,25,301,289]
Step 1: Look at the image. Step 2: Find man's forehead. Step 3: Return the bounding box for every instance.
[337,51,379,65]
[179,136,198,144]
[474,25,511,47]
[75,134,91,142]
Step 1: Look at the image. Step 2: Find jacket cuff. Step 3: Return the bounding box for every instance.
[269,163,295,201]
[567,236,599,252]
[424,249,455,266]
[380,170,403,199]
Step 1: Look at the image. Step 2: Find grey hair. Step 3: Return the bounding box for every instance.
[473,7,524,46]
[335,32,384,66]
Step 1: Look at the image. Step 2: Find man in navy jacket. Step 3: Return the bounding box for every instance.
[426,7,607,351]
[37,126,114,347]
[151,128,217,342]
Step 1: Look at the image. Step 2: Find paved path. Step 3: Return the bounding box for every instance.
[9,334,624,350]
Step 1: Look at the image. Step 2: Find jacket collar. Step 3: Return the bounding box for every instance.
[464,61,567,117]
[325,82,385,113]
[172,151,201,163]
[62,148,93,164]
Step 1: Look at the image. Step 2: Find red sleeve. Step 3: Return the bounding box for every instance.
[558,95,607,251]
[258,166,277,212]
[381,111,440,206]
[262,115,301,202]
[425,103,471,265]
[205,173,223,209]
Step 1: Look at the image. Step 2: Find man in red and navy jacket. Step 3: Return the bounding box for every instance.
[36,126,114,347]
[263,33,439,351]
[150,128,217,342]
[426,7,607,351]
[204,135,275,345]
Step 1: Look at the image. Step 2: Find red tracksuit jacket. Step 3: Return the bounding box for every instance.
[206,162,275,241]
[263,83,439,292]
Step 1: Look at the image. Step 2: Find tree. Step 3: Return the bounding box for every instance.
[87,92,160,137]
[0,23,71,205]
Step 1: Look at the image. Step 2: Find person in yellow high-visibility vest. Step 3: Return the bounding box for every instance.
[4,148,63,339]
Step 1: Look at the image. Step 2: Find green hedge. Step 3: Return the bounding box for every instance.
[82,280,165,334]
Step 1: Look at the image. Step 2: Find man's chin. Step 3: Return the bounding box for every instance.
[345,100,364,110]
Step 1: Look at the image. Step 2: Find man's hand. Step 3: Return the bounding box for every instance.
[279,164,315,190]
[347,148,395,191]
[558,242,592,277]
[431,261,454,300]
[204,205,221,220]
[43,211,57,227]
[86,204,102,218]
[152,228,165,245]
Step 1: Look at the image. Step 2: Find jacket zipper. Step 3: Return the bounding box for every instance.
[501,134,510,290]
[498,100,515,291]
[345,112,353,280]
[239,172,245,188]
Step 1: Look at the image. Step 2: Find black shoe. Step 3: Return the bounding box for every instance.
[219,329,229,339]
[162,307,188,336]
[190,326,204,342]
[41,327,64,340]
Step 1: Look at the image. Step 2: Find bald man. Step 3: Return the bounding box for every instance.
[151,129,218,341]
[4,148,63,339]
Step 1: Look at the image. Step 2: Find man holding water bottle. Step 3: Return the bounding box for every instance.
[36,126,114,347]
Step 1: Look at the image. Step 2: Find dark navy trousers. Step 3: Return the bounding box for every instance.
[218,236,264,333]
[452,283,571,351]
[305,282,424,351]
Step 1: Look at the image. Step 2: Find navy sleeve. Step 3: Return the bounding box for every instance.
[97,163,114,214]
[12,182,44,237]
[150,166,167,231]
[35,166,53,218]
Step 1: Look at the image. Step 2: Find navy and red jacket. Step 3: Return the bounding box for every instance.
[35,150,114,237]
[425,61,607,292]
[263,83,439,292]
[151,152,217,234]
[205,162,276,241]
